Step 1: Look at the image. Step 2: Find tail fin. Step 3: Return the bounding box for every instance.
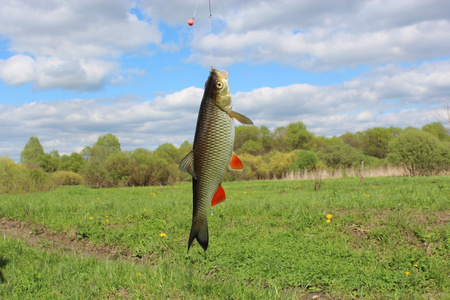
[187,220,209,252]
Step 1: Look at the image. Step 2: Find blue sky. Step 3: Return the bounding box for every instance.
[1,0,450,161]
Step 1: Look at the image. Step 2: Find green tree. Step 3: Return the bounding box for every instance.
[339,131,364,150]
[284,121,313,151]
[235,126,260,150]
[273,126,287,152]
[362,127,393,158]
[50,150,60,158]
[20,137,44,164]
[259,125,273,153]
[387,129,450,176]
[59,153,85,173]
[91,133,121,161]
[422,122,449,141]
[240,140,263,155]
[37,153,60,172]
[318,142,362,169]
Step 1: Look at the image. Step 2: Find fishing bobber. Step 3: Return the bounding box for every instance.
[187,18,194,26]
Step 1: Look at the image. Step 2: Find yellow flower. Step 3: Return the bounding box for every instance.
[405,272,410,276]
[97,197,100,200]
[326,214,333,219]
[413,264,418,268]
[137,273,141,276]
[144,210,147,212]
[326,219,331,223]
[105,219,109,223]
[89,217,93,220]
[78,205,82,207]
[104,215,109,218]
[160,232,167,237]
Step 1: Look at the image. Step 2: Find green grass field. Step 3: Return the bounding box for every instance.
[1,176,449,299]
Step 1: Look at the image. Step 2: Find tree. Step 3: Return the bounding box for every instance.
[387,129,450,176]
[20,137,44,164]
[37,153,60,172]
[234,126,260,150]
[240,140,263,155]
[259,125,273,153]
[50,150,60,158]
[59,153,85,173]
[90,133,121,161]
[422,122,449,141]
[339,131,364,150]
[362,127,393,158]
[318,142,362,169]
[284,121,314,151]
[273,126,287,152]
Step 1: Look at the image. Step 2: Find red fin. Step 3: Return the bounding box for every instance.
[211,184,226,207]
[228,152,244,170]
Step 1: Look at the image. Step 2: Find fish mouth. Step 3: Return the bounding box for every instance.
[211,68,229,80]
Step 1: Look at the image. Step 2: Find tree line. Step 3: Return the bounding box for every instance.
[1,121,449,192]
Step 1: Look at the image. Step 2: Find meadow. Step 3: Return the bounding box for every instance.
[0,176,449,299]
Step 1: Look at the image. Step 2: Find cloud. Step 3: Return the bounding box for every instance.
[185,0,450,69]
[0,0,162,90]
[1,60,447,161]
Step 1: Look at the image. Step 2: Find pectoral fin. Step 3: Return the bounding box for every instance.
[179,150,196,179]
[228,151,244,171]
[230,111,253,125]
[211,184,226,207]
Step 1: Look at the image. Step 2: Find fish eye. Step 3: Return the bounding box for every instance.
[216,82,223,89]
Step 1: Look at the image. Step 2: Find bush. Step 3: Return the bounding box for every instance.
[291,150,318,171]
[54,171,83,186]
[387,129,450,176]
[0,156,56,194]
[318,143,362,169]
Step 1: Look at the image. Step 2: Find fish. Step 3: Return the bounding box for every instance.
[179,68,253,252]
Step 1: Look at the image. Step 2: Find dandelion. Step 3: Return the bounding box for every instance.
[89,217,93,220]
[326,214,333,219]
[405,272,410,276]
[78,205,82,207]
[137,273,141,277]
[413,264,419,268]
[104,215,109,218]
[144,210,147,212]
[326,219,331,223]
[105,219,109,223]
[97,197,100,200]
[160,232,167,237]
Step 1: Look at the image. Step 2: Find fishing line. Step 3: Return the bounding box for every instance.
[192,0,200,21]
[208,0,213,68]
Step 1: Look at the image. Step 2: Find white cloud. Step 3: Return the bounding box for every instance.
[0,0,162,90]
[1,60,447,161]
[185,0,450,69]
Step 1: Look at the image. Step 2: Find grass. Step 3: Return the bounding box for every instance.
[0,176,449,299]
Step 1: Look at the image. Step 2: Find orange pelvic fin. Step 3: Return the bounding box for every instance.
[228,151,244,171]
[211,184,226,207]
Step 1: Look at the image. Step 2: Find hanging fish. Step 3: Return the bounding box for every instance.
[180,68,253,252]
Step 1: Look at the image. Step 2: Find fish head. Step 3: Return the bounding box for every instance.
[207,68,232,113]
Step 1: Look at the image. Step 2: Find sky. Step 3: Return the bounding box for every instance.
[1,0,450,162]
